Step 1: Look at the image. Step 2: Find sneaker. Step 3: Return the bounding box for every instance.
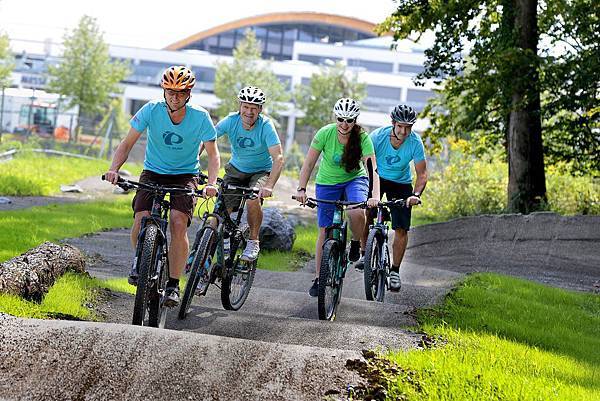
[354,256,365,271]
[240,240,260,262]
[389,271,401,292]
[127,259,138,286]
[163,286,180,307]
[349,240,361,262]
[308,278,319,297]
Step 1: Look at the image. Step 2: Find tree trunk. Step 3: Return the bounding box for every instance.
[507,0,546,213]
[0,242,86,302]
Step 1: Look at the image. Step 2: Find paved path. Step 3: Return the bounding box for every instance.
[1,173,598,400]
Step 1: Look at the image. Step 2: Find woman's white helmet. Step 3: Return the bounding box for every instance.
[237,86,266,105]
[333,98,360,119]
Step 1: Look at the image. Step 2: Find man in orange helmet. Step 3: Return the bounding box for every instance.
[105,66,220,307]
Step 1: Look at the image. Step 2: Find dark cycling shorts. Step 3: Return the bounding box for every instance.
[222,163,269,211]
[132,170,199,226]
[368,177,413,231]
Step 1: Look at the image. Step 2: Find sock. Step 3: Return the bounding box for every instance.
[167,278,179,288]
[391,265,400,273]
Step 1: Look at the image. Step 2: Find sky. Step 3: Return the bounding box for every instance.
[0,0,400,49]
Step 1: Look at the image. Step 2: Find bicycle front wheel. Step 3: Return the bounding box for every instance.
[132,223,159,326]
[318,239,341,321]
[363,229,386,302]
[221,228,256,311]
[179,227,216,320]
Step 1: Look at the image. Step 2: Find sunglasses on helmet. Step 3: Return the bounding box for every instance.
[336,117,355,124]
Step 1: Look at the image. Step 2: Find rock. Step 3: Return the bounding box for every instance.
[243,208,296,251]
[0,242,86,302]
[60,184,84,193]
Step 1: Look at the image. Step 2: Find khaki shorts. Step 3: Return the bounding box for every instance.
[222,163,269,211]
[132,170,199,225]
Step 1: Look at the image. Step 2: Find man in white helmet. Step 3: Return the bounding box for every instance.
[212,86,285,261]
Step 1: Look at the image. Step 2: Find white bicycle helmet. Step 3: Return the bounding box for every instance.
[333,98,360,119]
[237,86,266,105]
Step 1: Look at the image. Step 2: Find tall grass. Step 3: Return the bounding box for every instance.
[420,141,599,220]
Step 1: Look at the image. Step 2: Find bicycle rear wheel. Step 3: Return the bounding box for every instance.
[363,229,386,302]
[221,228,256,311]
[318,239,341,321]
[132,223,159,326]
[179,227,216,320]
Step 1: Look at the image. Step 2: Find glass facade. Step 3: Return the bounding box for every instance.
[406,89,434,111]
[182,22,374,60]
[348,59,393,73]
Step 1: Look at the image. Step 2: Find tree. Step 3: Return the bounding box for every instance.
[214,30,290,120]
[0,32,14,88]
[295,62,366,132]
[379,0,599,212]
[47,15,129,140]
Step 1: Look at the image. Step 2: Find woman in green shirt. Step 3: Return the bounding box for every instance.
[295,98,380,297]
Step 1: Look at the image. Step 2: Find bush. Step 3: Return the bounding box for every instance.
[419,140,599,219]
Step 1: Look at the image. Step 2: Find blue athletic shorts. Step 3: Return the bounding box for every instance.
[315,176,369,227]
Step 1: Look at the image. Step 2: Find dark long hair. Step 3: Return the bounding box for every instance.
[341,124,363,173]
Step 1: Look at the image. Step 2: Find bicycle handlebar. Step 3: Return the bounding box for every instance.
[102,174,260,199]
[291,196,419,209]
[102,174,203,196]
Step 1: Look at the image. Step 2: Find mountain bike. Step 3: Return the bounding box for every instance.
[363,198,406,302]
[102,174,202,328]
[178,174,260,319]
[293,196,364,321]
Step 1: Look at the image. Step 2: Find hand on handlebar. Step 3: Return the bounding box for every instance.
[367,197,379,208]
[259,187,273,199]
[103,170,120,185]
[202,184,218,199]
[294,190,307,205]
[406,195,422,208]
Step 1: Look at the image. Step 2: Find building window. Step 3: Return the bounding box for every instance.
[397,64,424,75]
[348,59,394,73]
[406,89,434,111]
[276,75,292,91]
[367,85,401,100]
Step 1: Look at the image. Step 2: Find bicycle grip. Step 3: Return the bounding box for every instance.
[101,174,124,183]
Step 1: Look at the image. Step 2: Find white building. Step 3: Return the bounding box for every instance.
[6,12,436,149]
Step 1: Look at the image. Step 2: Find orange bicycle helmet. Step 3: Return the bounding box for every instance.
[160,66,196,90]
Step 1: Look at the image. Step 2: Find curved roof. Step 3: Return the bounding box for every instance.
[165,12,387,50]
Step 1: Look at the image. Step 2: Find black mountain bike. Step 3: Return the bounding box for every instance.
[178,174,260,319]
[363,198,406,302]
[102,174,202,328]
[294,196,364,321]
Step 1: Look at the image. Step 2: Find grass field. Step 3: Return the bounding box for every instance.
[380,273,600,401]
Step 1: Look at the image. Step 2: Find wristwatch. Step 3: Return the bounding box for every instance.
[296,187,306,192]
[413,192,421,198]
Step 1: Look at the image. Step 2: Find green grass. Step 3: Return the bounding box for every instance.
[101,278,136,295]
[0,198,134,263]
[383,273,600,400]
[0,272,106,320]
[0,151,142,196]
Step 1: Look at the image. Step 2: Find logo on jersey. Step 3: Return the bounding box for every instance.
[333,154,342,165]
[237,137,255,149]
[163,131,183,146]
[386,155,401,165]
